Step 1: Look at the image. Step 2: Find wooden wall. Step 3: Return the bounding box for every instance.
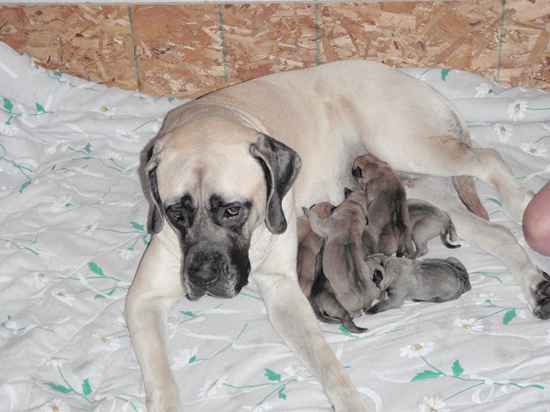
[1,1,548,98]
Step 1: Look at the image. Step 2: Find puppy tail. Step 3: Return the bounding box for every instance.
[452,175,489,221]
[441,220,461,249]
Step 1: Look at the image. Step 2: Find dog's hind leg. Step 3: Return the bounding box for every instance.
[447,207,550,319]
[374,136,532,223]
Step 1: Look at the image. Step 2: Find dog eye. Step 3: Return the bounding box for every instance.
[166,207,185,223]
[224,205,241,218]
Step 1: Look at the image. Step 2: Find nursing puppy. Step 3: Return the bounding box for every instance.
[310,270,368,333]
[297,202,334,297]
[352,153,415,257]
[303,190,380,320]
[367,256,471,314]
[408,198,460,258]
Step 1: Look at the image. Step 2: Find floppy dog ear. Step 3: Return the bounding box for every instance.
[250,133,302,234]
[145,145,164,234]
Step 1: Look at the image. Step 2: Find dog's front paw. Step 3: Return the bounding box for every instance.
[146,385,180,412]
[331,391,368,412]
[533,271,550,320]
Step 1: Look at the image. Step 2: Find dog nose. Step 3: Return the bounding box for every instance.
[187,249,225,286]
[191,270,219,285]
[351,166,362,178]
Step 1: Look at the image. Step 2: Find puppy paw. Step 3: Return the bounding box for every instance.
[532,271,550,320]
[343,320,368,334]
[365,303,383,314]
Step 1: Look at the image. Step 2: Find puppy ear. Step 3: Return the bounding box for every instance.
[250,133,302,234]
[302,206,309,218]
[344,187,353,198]
[145,145,164,234]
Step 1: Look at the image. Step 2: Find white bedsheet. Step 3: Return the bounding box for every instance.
[1,42,550,412]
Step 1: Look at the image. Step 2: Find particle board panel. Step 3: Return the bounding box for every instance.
[0,1,548,98]
[0,5,137,90]
[132,5,226,97]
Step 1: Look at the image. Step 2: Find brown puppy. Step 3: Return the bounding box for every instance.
[297,202,334,297]
[408,198,461,258]
[352,153,415,257]
[304,190,380,324]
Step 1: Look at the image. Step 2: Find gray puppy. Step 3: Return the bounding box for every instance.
[407,198,461,258]
[352,153,415,257]
[366,255,471,314]
[303,191,382,332]
[309,269,368,333]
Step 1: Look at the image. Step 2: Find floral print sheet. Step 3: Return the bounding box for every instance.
[1,42,550,412]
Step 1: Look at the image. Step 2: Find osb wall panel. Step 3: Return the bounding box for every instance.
[0,5,137,90]
[0,1,548,98]
[133,5,226,96]
[223,4,318,82]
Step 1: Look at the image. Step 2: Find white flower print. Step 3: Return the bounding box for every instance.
[400,342,434,358]
[101,335,122,351]
[0,122,19,136]
[283,363,310,382]
[49,195,72,212]
[40,398,71,412]
[116,128,140,141]
[80,223,98,234]
[118,247,138,261]
[520,142,548,157]
[33,272,49,288]
[419,395,450,412]
[475,83,492,98]
[508,100,528,122]
[493,123,512,143]
[52,288,76,306]
[454,318,485,333]
[2,317,26,336]
[106,151,123,161]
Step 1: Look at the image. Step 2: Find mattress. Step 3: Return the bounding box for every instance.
[1,42,550,412]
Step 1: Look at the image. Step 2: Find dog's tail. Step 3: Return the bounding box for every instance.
[452,125,489,220]
[440,220,461,249]
[453,176,489,220]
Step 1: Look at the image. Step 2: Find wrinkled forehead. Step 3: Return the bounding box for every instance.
[157,144,265,205]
